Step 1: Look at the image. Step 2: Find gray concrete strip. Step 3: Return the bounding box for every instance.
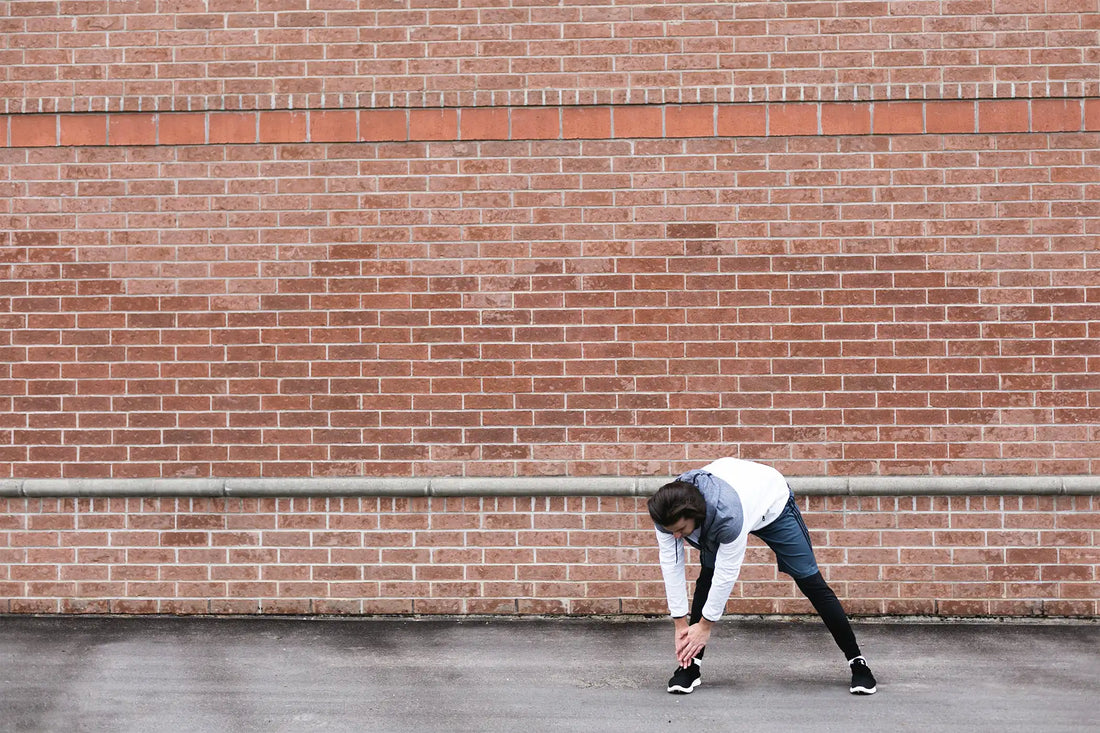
[428,476,635,496]
[0,616,1095,733]
[636,475,676,495]
[21,478,226,497]
[3,475,1099,498]
[223,477,430,497]
[847,475,1065,495]
[1061,475,1100,493]
[22,478,112,497]
[146,478,227,496]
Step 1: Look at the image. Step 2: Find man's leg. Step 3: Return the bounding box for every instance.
[753,492,877,694]
[794,570,860,660]
[688,564,714,660]
[792,570,875,692]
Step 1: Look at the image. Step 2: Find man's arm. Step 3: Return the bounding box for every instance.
[655,527,689,617]
[675,537,749,666]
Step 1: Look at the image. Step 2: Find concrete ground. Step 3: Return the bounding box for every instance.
[0,615,1095,733]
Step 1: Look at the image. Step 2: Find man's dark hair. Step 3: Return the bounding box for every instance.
[647,480,706,528]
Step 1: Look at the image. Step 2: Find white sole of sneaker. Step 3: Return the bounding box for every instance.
[850,685,876,695]
[667,679,701,694]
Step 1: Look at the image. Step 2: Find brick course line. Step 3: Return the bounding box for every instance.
[1,99,1094,148]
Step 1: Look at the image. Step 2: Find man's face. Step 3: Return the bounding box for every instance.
[664,517,695,539]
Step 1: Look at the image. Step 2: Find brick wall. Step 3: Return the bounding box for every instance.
[1,1,1098,617]
[2,494,1097,617]
[2,119,1098,480]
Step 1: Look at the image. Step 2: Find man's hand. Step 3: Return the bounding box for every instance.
[676,619,712,667]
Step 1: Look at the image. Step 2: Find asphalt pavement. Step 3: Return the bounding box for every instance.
[0,615,1096,732]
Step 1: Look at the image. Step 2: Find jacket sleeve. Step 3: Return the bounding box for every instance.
[655,527,689,617]
[700,533,749,622]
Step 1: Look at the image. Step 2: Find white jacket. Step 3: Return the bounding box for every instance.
[655,458,790,621]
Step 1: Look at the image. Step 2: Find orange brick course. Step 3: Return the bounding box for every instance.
[1,99,1095,147]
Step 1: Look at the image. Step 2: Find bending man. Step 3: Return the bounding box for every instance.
[647,457,877,695]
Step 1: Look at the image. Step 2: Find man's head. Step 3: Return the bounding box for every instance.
[647,480,706,538]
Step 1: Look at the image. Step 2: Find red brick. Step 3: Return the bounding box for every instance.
[310,110,357,143]
[413,598,464,614]
[208,112,257,144]
[409,109,458,141]
[1031,99,1082,132]
[613,106,662,138]
[360,599,412,614]
[361,109,408,141]
[61,598,112,614]
[665,105,714,138]
[872,101,924,134]
[1085,99,1100,131]
[768,103,818,136]
[518,599,567,614]
[112,600,159,614]
[511,107,560,139]
[158,113,206,145]
[883,599,936,615]
[925,101,976,134]
[11,114,57,147]
[978,100,1029,134]
[717,104,767,137]
[571,599,621,614]
[207,599,260,614]
[468,598,518,614]
[1043,600,1098,617]
[821,103,871,136]
[258,111,308,143]
[109,113,157,146]
[562,107,612,139]
[160,599,212,614]
[459,107,508,141]
[261,599,313,614]
[59,114,108,147]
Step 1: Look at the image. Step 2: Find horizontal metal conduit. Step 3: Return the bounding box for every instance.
[1,476,1097,498]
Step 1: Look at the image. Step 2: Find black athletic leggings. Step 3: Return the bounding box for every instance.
[689,567,861,661]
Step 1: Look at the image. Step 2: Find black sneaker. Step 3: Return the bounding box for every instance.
[849,657,877,695]
[667,662,701,694]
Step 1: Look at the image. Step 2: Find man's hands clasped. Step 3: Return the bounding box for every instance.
[672,616,712,668]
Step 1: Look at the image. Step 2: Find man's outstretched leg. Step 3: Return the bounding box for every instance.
[795,570,877,694]
[754,493,879,695]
